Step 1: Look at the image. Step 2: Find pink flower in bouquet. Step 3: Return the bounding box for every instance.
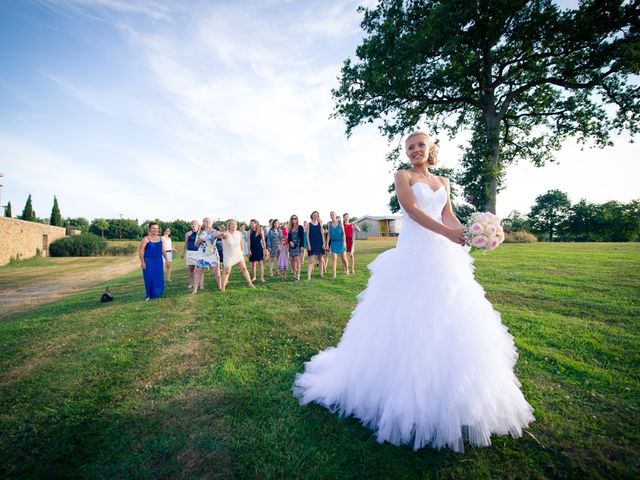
[471,235,489,248]
[485,224,498,236]
[469,223,484,234]
[465,211,504,251]
[486,238,500,250]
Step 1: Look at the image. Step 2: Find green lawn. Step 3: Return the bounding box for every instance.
[0,242,638,479]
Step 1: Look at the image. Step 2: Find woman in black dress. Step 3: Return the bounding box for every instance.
[248,218,266,283]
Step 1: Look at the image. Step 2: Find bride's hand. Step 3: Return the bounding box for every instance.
[445,227,466,246]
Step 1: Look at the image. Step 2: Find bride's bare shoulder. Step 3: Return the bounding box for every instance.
[395,170,412,183]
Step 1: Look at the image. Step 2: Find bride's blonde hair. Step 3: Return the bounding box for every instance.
[405,130,438,167]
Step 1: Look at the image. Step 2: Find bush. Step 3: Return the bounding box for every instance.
[504,231,538,243]
[105,244,137,256]
[49,234,107,257]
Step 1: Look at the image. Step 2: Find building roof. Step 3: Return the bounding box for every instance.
[355,215,402,222]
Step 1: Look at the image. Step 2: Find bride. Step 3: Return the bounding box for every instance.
[293,131,534,452]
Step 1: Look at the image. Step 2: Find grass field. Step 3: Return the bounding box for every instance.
[0,242,638,479]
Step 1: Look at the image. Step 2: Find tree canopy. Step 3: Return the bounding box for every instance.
[527,189,571,240]
[50,196,62,227]
[4,201,11,218]
[332,0,640,212]
[20,194,36,222]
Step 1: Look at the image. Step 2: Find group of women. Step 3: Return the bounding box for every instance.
[139,130,534,454]
[138,212,361,299]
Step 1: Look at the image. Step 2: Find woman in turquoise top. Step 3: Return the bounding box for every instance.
[327,211,349,278]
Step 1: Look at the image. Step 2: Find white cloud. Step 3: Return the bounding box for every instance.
[4,0,637,226]
[35,0,174,21]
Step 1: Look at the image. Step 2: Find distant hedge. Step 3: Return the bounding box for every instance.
[504,231,538,243]
[49,234,107,257]
[105,244,137,256]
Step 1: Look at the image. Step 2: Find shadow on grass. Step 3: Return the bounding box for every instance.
[2,387,233,479]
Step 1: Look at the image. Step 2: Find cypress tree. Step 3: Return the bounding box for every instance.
[50,196,62,226]
[21,194,36,222]
[4,201,11,218]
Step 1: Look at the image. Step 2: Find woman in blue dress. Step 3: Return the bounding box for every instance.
[306,211,327,280]
[138,222,167,300]
[182,220,201,291]
[287,214,304,281]
[248,219,266,282]
[327,211,349,278]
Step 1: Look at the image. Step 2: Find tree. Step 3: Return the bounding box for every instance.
[50,196,62,226]
[89,218,142,239]
[565,199,599,241]
[20,194,36,222]
[332,0,640,213]
[502,210,531,233]
[93,218,109,238]
[564,199,640,241]
[528,189,571,241]
[4,201,11,218]
[65,217,90,233]
[170,219,191,241]
[598,200,640,241]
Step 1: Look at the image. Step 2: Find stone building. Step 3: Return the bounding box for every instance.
[0,217,66,265]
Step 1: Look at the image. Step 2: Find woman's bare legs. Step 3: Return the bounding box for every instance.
[222,263,255,291]
[341,252,349,275]
[192,267,205,294]
[269,255,277,277]
[307,254,325,279]
[188,265,196,289]
[258,260,265,282]
[239,263,256,288]
[291,255,300,280]
[221,267,231,291]
[331,252,338,278]
[307,254,316,280]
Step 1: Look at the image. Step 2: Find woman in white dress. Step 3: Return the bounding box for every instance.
[293,131,534,452]
[220,219,255,291]
[160,227,173,282]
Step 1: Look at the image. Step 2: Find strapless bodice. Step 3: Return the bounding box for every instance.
[398,183,447,247]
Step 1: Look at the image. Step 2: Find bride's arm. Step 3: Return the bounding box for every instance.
[395,171,465,245]
[440,177,464,230]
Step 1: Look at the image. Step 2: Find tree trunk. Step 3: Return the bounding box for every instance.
[483,114,500,214]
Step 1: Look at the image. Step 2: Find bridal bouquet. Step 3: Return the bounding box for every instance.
[465,212,505,251]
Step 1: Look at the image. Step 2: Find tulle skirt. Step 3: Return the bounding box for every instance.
[293,234,534,452]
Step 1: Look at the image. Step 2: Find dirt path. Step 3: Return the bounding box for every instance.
[0,256,140,319]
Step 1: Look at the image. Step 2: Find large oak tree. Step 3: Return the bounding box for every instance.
[332,0,640,212]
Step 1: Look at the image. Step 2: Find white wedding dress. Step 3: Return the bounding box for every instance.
[293,182,534,452]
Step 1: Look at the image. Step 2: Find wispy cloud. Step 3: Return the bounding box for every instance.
[41,72,177,128]
[34,0,175,21]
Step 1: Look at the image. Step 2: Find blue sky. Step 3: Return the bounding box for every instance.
[0,0,637,225]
